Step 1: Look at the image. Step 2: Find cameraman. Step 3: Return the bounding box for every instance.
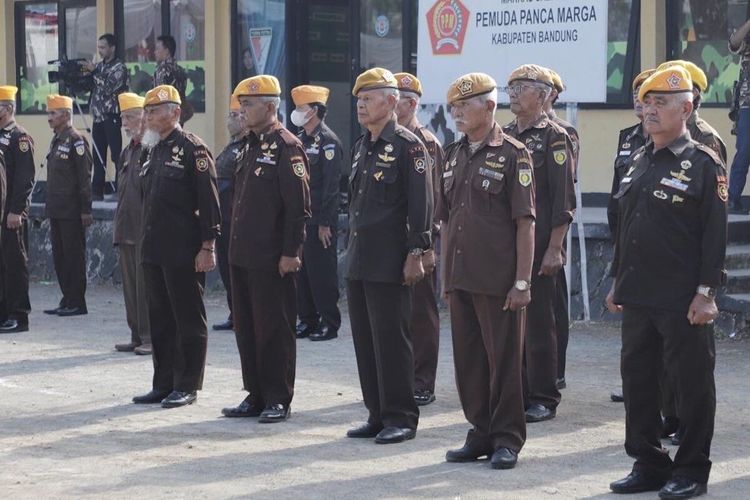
[83,34,129,201]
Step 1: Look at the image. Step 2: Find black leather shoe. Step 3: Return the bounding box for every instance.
[115,342,140,352]
[222,395,263,418]
[374,426,416,444]
[309,324,338,341]
[556,377,566,390]
[295,321,318,339]
[445,443,493,462]
[414,389,436,406]
[212,319,234,331]
[258,403,290,423]
[347,422,384,438]
[658,477,707,499]
[611,391,624,402]
[57,306,88,317]
[610,471,668,494]
[43,306,63,315]
[132,389,171,404]
[490,447,518,469]
[161,390,197,408]
[0,319,28,333]
[661,416,680,439]
[134,344,152,355]
[525,404,556,423]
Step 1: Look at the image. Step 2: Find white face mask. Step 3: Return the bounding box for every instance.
[290,108,312,127]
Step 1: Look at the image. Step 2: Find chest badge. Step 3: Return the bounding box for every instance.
[378,152,396,163]
[622,142,630,149]
[681,160,692,170]
[254,166,262,176]
[653,190,668,200]
[374,171,384,181]
[672,195,685,204]
[481,179,491,190]
[384,144,394,153]
[670,170,691,182]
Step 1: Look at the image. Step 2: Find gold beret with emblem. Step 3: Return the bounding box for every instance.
[291,85,330,106]
[46,94,73,110]
[233,75,281,98]
[144,85,181,106]
[447,73,497,105]
[632,69,657,91]
[118,92,145,112]
[657,60,708,92]
[0,85,18,102]
[546,69,564,93]
[638,66,693,103]
[229,94,241,111]
[393,72,423,97]
[352,67,398,96]
[508,64,554,87]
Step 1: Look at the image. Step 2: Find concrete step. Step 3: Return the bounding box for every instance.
[717,293,750,314]
[725,269,750,294]
[725,244,750,268]
[728,216,750,244]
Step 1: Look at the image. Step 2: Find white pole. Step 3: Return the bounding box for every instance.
[567,102,591,322]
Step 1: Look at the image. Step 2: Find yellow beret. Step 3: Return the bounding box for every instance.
[233,75,281,97]
[46,94,73,110]
[393,72,423,96]
[0,85,18,101]
[657,60,708,92]
[352,67,398,96]
[229,94,241,111]
[638,66,693,103]
[508,64,554,87]
[632,69,657,91]
[547,69,564,93]
[447,73,497,105]
[291,85,330,106]
[144,85,181,106]
[118,92,145,112]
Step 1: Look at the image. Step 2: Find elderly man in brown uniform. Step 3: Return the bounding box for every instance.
[113,93,150,355]
[132,85,220,409]
[345,68,432,444]
[221,75,310,423]
[43,95,93,317]
[0,86,35,333]
[503,65,576,424]
[606,66,726,500]
[542,68,579,391]
[439,73,536,470]
[212,95,246,332]
[394,72,443,406]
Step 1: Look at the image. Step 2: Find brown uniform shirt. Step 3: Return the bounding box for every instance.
[0,121,35,218]
[139,128,221,267]
[345,118,432,284]
[45,126,93,219]
[504,115,575,264]
[229,122,311,270]
[687,111,727,166]
[113,140,144,245]
[438,122,536,297]
[405,115,444,240]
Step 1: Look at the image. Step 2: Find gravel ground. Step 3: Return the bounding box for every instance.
[0,282,748,499]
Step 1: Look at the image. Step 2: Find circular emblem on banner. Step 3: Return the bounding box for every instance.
[375,15,390,37]
[184,22,196,43]
[427,0,469,55]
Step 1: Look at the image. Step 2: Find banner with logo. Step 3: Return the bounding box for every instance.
[417,0,609,103]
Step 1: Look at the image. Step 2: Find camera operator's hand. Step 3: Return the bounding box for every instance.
[83,61,95,72]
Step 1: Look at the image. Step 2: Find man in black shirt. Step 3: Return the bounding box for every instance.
[607,66,726,499]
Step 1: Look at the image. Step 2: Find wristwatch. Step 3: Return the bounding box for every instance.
[409,248,425,257]
[696,285,716,300]
[514,280,531,292]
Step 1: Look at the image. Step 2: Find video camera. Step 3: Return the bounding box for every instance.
[48,56,93,96]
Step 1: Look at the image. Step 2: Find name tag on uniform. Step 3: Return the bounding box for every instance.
[618,150,631,156]
[305,147,319,155]
[0,138,8,146]
[58,145,70,153]
[165,161,184,169]
[478,167,504,181]
[621,176,632,183]
[443,170,453,178]
[660,177,688,192]
[257,156,276,165]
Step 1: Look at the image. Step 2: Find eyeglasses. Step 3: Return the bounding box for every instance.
[501,83,536,96]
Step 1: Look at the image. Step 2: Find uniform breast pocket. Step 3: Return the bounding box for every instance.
[470,173,505,213]
[372,167,400,203]
[253,163,279,182]
[158,166,188,206]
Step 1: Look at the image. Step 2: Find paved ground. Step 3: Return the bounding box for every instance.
[0,283,749,499]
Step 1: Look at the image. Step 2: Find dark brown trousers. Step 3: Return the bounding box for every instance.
[410,269,439,392]
[523,271,560,409]
[50,218,87,309]
[0,220,31,322]
[347,279,419,430]
[143,263,207,392]
[555,267,570,379]
[231,266,297,407]
[119,243,150,345]
[449,289,526,452]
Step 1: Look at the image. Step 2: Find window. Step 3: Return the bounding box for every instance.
[360,0,404,71]
[15,3,60,113]
[232,0,287,112]
[667,0,750,105]
[116,0,205,112]
[606,0,639,104]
